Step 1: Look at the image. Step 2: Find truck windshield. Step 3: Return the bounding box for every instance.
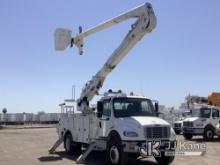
[113,98,156,117]
[182,111,191,117]
[192,108,211,118]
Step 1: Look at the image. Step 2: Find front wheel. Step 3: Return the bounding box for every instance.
[183,133,193,140]
[204,127,214,141]
[154,152,175,165]
[64,133,81,155]
[107,136,128,165]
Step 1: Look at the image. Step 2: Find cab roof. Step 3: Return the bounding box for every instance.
[100,94,150,101]
[192,103,220,110]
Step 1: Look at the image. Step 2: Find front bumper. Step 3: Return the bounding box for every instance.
[174,127,182,132]
[182,127,204,135]
[215,128,220,136]
[122,140,176,153]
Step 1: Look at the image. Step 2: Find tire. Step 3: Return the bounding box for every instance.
[107,135,128,165]
[175,131,181,135]
[64,133,81,155]
[183,133,193,140]
[204,127,214,141]
[155,152,175,165]
[129,153,139,159]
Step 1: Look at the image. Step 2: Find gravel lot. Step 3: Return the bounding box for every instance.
[0,127,219,165]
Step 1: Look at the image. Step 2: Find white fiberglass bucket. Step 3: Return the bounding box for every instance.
[54,28,72,51]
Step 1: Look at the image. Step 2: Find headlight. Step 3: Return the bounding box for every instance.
[170,127,176,141]
[195,123,204,127]
[123,131,138,137]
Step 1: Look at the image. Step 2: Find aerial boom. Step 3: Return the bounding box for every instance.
[54,3,157,111]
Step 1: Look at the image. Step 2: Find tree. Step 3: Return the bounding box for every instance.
[2,108,7,114]
[2,108,7,124]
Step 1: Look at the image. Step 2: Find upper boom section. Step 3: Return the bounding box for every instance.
[80,3,154,38]
[54,3,157,112]
[54,3,156,55]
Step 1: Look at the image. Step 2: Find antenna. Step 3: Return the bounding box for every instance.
[139,80,144,96]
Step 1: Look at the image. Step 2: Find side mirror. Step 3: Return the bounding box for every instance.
[97,101,103,118]
[155,102,159,117]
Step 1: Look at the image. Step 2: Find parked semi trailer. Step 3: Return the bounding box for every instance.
[50,3,176,165]
[39,113,61,124]
[0,113,60,124]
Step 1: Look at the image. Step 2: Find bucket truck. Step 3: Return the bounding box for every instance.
[50,3,176,165]
[177,95,220,140]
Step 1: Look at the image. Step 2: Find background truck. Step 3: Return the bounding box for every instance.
[182,104,220,140]
[50,3,176,165]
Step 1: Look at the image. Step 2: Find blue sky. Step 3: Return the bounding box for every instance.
[0,0,220,113]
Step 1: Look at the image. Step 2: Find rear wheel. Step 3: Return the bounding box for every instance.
[64,133,81,155]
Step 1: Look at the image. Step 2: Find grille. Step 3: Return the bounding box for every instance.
[174,123,181,128]
[145,126,170,139]
[183,121,193,127]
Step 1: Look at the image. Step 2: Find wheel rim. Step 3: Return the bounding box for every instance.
[206,130,213,139]
[110,146,119,164]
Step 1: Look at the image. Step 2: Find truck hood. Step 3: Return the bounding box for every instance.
[174,120,183,124]
[115,116,170,128]
[183,117,199,122]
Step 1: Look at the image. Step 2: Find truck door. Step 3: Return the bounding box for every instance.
[212,109,220,126]
[99,99,111,137]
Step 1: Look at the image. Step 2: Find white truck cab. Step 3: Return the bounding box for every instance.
[96,94,176,141]
[56,92,176,165]
[182,104,220,140]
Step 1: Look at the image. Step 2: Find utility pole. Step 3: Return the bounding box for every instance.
[72,85,75,101]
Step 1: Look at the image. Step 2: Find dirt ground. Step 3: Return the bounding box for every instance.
[0,127,219,165]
